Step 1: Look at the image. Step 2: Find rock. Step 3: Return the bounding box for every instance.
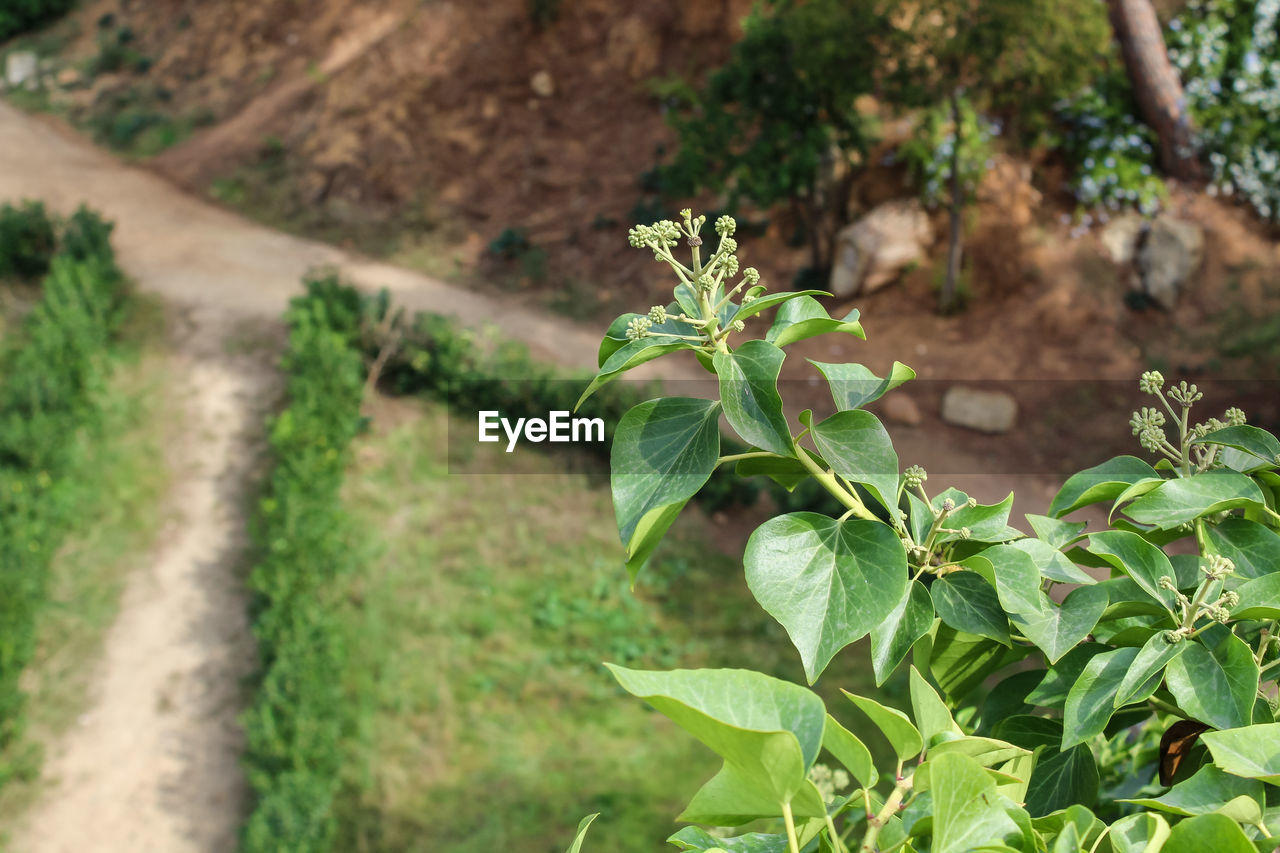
[1137,215,1204,310]
[881,393,922,427]
[55,67,80,88]
[941,387,1018,434]
[530,70,554,98]
[5,51,38,90]
[1100,214,1147,265]
[829,199,932,297]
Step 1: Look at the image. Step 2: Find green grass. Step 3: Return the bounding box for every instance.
[332,396,882,852]
[0,307,171,832]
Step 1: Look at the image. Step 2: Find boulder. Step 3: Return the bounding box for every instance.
[1137,215,1203,310]
[881,393,922,427]
[941,387,1018,434]
[1099,214,1146,265]
[830,199,932,297]
[5,51,38,90]
[530,70,555,98]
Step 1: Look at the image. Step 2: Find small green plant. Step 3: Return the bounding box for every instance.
[0,0,74,41]
[0,201,57,280]
[566,212,1280,851]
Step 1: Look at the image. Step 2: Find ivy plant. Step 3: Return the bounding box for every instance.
[567,211,1280,852]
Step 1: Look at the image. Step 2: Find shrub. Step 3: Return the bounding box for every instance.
[0,0,73,42]
[0,200,57,280]
[239,276,367,852]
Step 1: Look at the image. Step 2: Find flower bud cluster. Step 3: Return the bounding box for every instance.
[1168,380,1203,406]
[903,465,928,490]
[807,762,850,805]
[1139,370,1164,394]
[648,305,667,324]
[1202,554,1235,580]
[626,316,652,340]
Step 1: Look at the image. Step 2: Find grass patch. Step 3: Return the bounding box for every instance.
[332,396,883,851]
[0,304,171,834]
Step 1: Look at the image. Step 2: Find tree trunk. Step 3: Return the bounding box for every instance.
[1106,0,1202,180]
[940,90,964,315]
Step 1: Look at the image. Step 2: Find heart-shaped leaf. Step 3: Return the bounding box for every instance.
[745,513,908,682]
[936,492,1017,545]
[929,625,1019,701]
[932,572,1011,645]
[714,340,794,456]
[1200,723,1280,784]
[1165,627,1259,731]
[1114,631,1187,708]
[1206,517,1280,580]
[1006,538,1098,585]
[1123,764,1265,819]
[1233,573,1280,620]
[578,337,695,409]
[1013,585,1110,665]
[926,752,1021,853]
[1108,812,1171,853]
[869,580,934,685]
[809,360,916,411]
[726,290,830,324]
[1063,646,1142,748]
[1026,743,1099,818]
[1049,456,1160,518]
[765,297,865,349]
[1026,514,1088,549]
[1086,530,1181,617]
[810,409,900,515]
[1121,471,1267,529]
[843,691,923,761]
[1160,813,1258,853]
[1193,425,1280,473]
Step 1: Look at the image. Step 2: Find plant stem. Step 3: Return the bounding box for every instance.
[860,776,911,853]
[795,447,876,520]
[825,813,850,853]
[782,801,801,853]
[1148,695,1190,719]
[717,451,779,466]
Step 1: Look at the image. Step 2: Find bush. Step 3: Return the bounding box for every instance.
[239,276,367,852]
[0,200,57,280]
[0,209,128,783]
[0,0,73,42]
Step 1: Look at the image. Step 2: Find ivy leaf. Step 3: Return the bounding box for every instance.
[735,454,810,492]
[1027,645,1108,708]
[1107,812,1171,853]
[1233,573,1280,620]
[869,581,934,686]
[1205,517,1280,580]
[1006,538,1098,585]
[926,752,1020,853]
[1165,627,1259,731]
[714,340,794,457]
[610,398,720,580]
[823,713,878,790]
[563,813,598,853]
[668,826,790,852]
[1063,646,1141,748]
[1193,425,1280,474]
[1026,514,1088,550]
[725,289,830,324]
[1086,530,1181,617]
[810,409,900,514]
[1121,471,1267,529]
[681,762,828,825]
[1123,764,1265,821]
[1026,744,1100,818]
[910,666,962,748]
[1200,723,1280,784]
[1049,456,1160,518]
[744,513,908,683]
[929,624,1019,701]
[936,492,1017,545]
[931,572,1010,645]
[843,691,923,761]
[606,666,826,814]
[765,296,865,348]
[1160,813,1258,853]
[1013,585,1110,665]
[809,360,916,411]
[1113,632,1187,709]
[578,337,695,409]
[599,307,696,365]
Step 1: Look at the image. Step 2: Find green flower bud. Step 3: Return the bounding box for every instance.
[719,237,738,255]
[1130,407,1165,435]
[903,465,927,489]
[1139,370,1164,394]
[1222,590,1240,607]
[723,255,740,276]
[742,293,757,304]
[1139,425,1165,453]
[1168,380,1203,406]
[653,220,680,246]
[696,273,715,293]
[959,527,972,539]
[1158,575,1177,591]
[715,215,737,237]
[679,208,693,222]
[626,316,653,340]
[731,319,745,333]
[743,267,761,285]
[627,225,654,248]
[941,498,955,513]
[1203,554,1235,579]
[1211,605,1231,623]
[1224,407,1246,426]
[1163,628,1188,644]
[648,305,667,324]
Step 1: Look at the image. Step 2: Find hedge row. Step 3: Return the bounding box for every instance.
[239,277,367,851]
[0,205,126,783]
[0,0,73,42]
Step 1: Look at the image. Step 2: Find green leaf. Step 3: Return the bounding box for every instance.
[606,666,825,810]
[929,624,1018,701]
[1165,627,1259,731]
[1085,530,1181,616]
[995,715,1062,750]
[726,290,830,324]
[1206,517,1280,581]
[564,813,598,853]
[622,499,689,582]
[843,691,923,761]
[1026,514,1088,550]
[1122,471,1268,529]
[1114,632,1187,708]
[1200,723,1280,784]
[1194,425,1280,473]
[1006,538,1098,585]
[1025,744,1099,817]
[823,713,878,789]
[1027,645,1108,708]
[765,296,865,349]
[978,671,1043,736]
[1048,821,1081,853]
[611,398,720,575]
[983,544,1046,619]
[810,409,900,514]
[1160,813,1258,853]
[936,493,1018,545]
[1049,456,1160,518]
[1107,812,1171,853]
[809,360,916,411]
[1063,646,1142,748]
[1123,764,1265,820]
[927,752,1020,853]
[714,340,794,457]
[1234,573,1280,620]
[928,736,1030,769]
[870,580,934,686]
[735,454,809,492]
[578,337,695,409]
[599,307,696,365]
[1013,584,1109,664]
[932,572,1011,645]
[744,514,908,683]
[911,666,962,747]
[681,763,827,825]
[668,826,789,853]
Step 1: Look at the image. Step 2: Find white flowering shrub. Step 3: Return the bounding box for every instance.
[898,98,999,209]
[1168,0,1280,220]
